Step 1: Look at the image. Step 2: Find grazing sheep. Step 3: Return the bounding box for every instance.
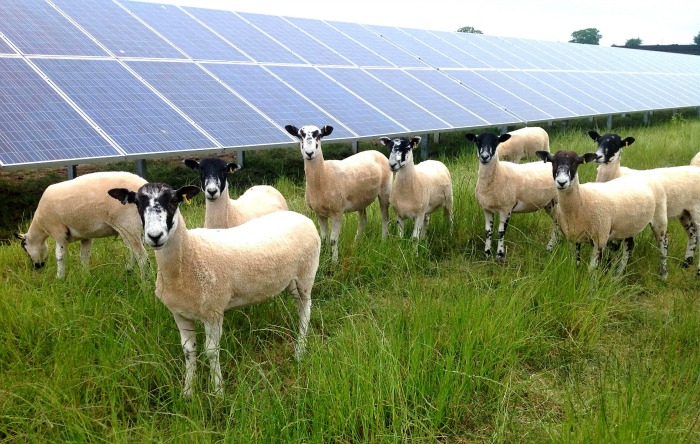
[465,132,559,261]
[14,171,148,279]
[537,150,669,278]
[691,152,700,167]
[494,127,550,163]
[378,136,453,239]
[285,124,392,262]
[108,183,320,397]
[184,157,287,229]
[590,131,700,271]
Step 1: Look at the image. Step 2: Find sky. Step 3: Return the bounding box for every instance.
[134,0,700,46]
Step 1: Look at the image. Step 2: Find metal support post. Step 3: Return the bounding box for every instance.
[236,150,245,168]
[606,115,613,129]
[351,140,358,154]
[420,134,429,160]
[136,159,147,179]
[433,132,440,144]
[67,165,77,179]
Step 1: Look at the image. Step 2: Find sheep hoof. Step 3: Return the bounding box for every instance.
[682,257,693,268]
[483,250,491,260]
[495,253,505,263]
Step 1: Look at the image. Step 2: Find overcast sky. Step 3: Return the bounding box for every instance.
[133,0,700,46]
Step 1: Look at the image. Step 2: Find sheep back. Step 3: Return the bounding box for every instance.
[391,160,451,218]
[476,160,556,213]
[691,152,700,167]
[205,184,288,229]
[498,127,549,162]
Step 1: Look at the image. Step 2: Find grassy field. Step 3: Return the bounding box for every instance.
[1,115,699,442]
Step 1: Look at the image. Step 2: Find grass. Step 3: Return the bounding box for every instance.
[1,113,700,442]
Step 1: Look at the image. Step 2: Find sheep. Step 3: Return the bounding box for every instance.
[378,136,453,239]
[494,127,550,163]
[691,151,700,167]
[536,150,670,278]
[284,124,392,262]
[183,157,288,229]
[108,183,321,397]
[465,132,559,261]
[14,171,148,279]
[590,131,700,271]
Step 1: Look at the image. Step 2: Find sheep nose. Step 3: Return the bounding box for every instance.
[147,232,163,243]
[556,179,568,188]
[206,188,218,198]
[34,262,45,269]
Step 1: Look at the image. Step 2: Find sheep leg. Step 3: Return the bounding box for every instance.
[203,318,224,395]
[444,205,454,233]
[576,243,582,266]
[379,193,390,240]
[330,216,342,262]
[396,216,405,238]
[495,211,511,262]
[589,244,603,270]
[680,211,697,267]
[483,210,494,259]
[173,313,197,398]
[355,209,367,240]
[412,214,425,240]
[80,238,93,269]
[117,227,149,276]
[289,280,312,361]
[616,237,634,277]
[422,214,431,239]
[544,200,558,251]
[317,215,329,244]
[55,240,67,279]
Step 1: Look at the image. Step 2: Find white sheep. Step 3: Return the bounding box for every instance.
[285,124,392,262]
[465,132,559,261]
[537,150,670,278]
[184,157,288,229]
[378,136,453,239]
[14,171,148,279]
[590,131,700,271]
[691,152,700,167]
[108,183,321,397]
[496,127,550,163]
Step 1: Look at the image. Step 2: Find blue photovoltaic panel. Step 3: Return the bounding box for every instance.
[446,70,552,122]
[486,70,583,118]
[581,72,651,109]
[462,35,538,70]
[327,21,423,68]
[266,65,405,136]
[623,74,690,108]
[443,32,517,69]
[0,0,106,56]
[495,37,570,70]
[33,58,214,155]
[0,39,15,54]
[606,73,677,109]
[535,41,590,71]
[285,17,392,67]
[406,69,516,125]
[240,13,350,66]
[51,0,183,59]
[183,7,303,64]
[322,67,449,132]
[368,68,484,128]
[123,2,249,62]
[526,71,617,114]
[401,29,490,69]
[127,61,289,147]
[504,71,597,116]
[660,75,700,104]
[552,72,635,113]
[367,25,463,68]
[0,57,121,167]
[202,63,355,139]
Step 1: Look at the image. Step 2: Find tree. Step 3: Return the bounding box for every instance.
[569,28,602,45]
[694,31,700,45]
[457,26,483,34]
[624,38,643,47]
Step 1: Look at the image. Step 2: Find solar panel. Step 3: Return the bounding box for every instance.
[202,63,356,139]
[33,58,215,156]
[526,71,617,114]
[51,0,184,59]
[494,37,570,70]
[0,57,121,167]
[550,72,633,113]
[127,61,291,147]
[0,0,106,56]
[240,13,350,66]
[366,25,463,68]
[182,7,303,64]
[266,65,406,136]
[400,29,491,69]
[445,32,518,69]
[661,75,700,103]
[503,71,598,116]
[122,2,249,62]
[605,73,677,109]
[321,67,449,132]
[0,39,16,55]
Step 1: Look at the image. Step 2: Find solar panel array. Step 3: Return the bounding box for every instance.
[1,0,699,170]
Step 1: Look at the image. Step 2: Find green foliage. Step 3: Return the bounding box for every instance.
[1,116,700,441]
[694,31,700,45]
[624,38,643,47]
[570,28,602,45]
[457,26,483,34]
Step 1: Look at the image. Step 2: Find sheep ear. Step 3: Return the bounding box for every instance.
[321,125,334,137]
[535,151,553,163]
[582,153,599,164]
[410,137,421,149]
[175,185,200,204]
[226,162,241,173]
[13,232,25,241]
[498,134,511,143]
[465,133,477,142]
[588,130,601,141]
[183,158,200,170]
[284,125,300,139]
[108,188,136,205]
[622,137,635,147]
[378,137,392,147]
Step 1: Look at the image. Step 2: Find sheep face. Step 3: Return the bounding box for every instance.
[108,184,200,250]
[588,131,635,164]
[379,136,420,172]
[285,124,333,160]
[465,132,511,164]
[184,157,239,201]
[13,232,47,269]
[537,150,597,190]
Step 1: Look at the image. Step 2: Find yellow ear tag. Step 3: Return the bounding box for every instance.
[625,141,628,147]
[183,195,191,205]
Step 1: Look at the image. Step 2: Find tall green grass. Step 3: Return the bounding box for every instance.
[1,117,699,442]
